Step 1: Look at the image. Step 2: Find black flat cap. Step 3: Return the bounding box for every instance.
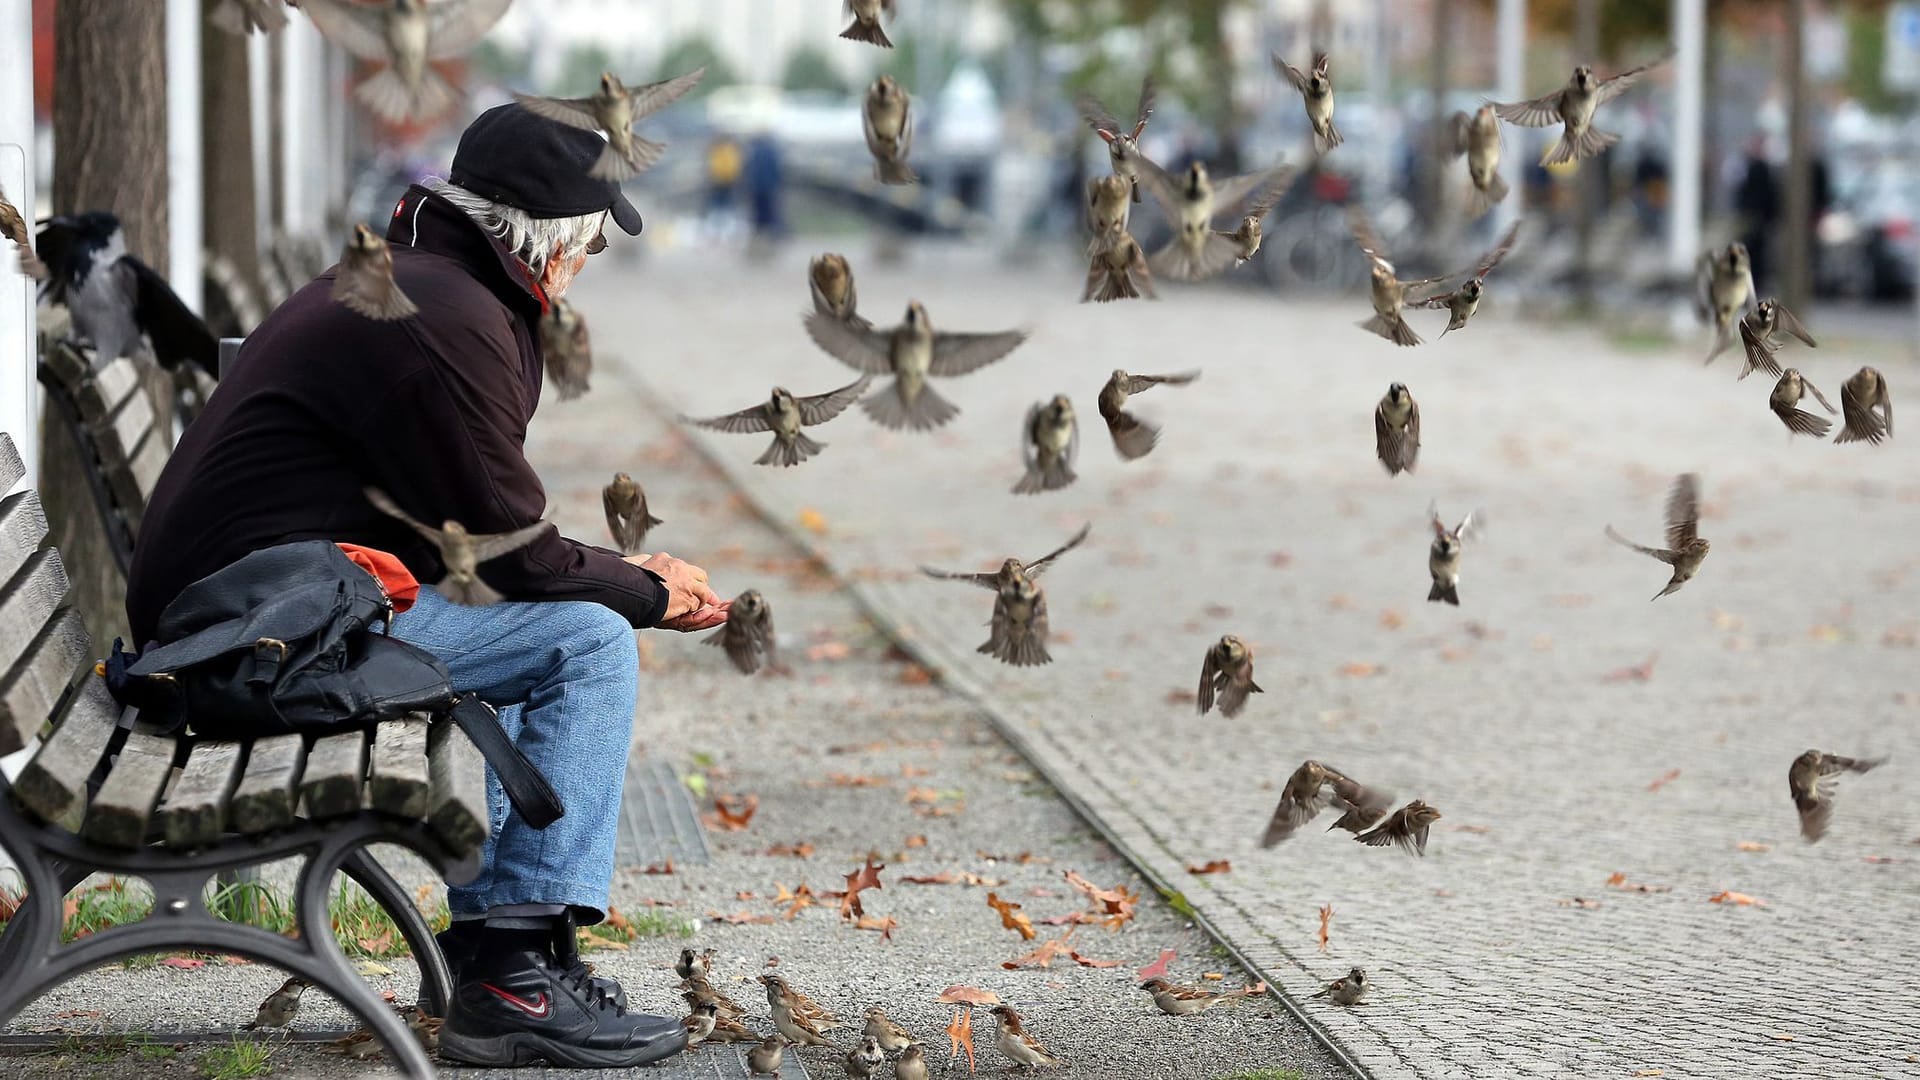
[450,103,643,235]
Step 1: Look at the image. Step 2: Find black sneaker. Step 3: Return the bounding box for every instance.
[436,916,629,1008]
[438,942,686,1068]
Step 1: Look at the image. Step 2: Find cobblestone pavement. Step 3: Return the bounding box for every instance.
[573,245,1920,1080]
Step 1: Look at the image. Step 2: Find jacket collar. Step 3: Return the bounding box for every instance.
[385,184,551,318]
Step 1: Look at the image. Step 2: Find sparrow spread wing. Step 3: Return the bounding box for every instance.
[1664,473,1700,549]
[466,519,559,563]
[1213,166,1297,220]
[920,567,999,590]
[1491,91,1563,128]
[685,403,775,434]
[796,375,873,425]
[928,329,1027,376]
[1738,319,1783,380]
[1123,371,1200,394]
[1023,523,1092,579]
[1773,303,1817,348]
[1197,646,1221,715]
[426,0,514,60]
[1075,92,1122,135]
[1447,110,1473,157]
[1133,75,1157,131]
[804,311,895,374]
[1800,375,1836,413]
[1595,47,1675,106]
[1605,525,1679,565]
[512,93,605,132]
[626,68,707,120]
[363,487,441,546]
[1375,402,1408,469]
[1469,220,1522,279]
[1272,54,1312,94]
[1348,207,1393,271]
[295,0,391,59]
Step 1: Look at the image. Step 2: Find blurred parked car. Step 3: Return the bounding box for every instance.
[1820,162,1919,299]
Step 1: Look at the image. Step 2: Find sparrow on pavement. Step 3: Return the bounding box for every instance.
[1736,298,1816,381]
[603,472,663,556]
[674,947,714,983]
[1015,395,1079,495]
[1141,161,1299,283]
[210,0,290,34]
[921,524,1091,668]
[1427,506,1482,606]
[298,0,512,124]
[1097,369,1198,460]
[540,297,593,400]
[1197,634,1263,718]
[846,1035,887,1078]
[1138,977,1253,1015]
[1083,226,1157,303]
[397,1004,441,1052]
[1604,472,1709,600]
[864,75,917,184]
[363,487,555,606]
[1835,366,1894,445]
[863,1007,914,1054]
[894,1043,932,1080]
[1078,76,1161,204]
[321,1028,383,1059]
[1790,750,1887,842]
[683,1001,719,1047]
[243,976,310,1030]
[840,0,896,48]
[1491,48,1674,165]
[332,224,417,321]
[682,376,872,468]
[36,211,218,376]
[1355,800,1442,856]
[1447,105,1507,218]
[804,302,1027,431]
[514,68,706,181]
[747,1035,785,1075]
[0,184,46,279]
[1769,368,1836,438]
[810,253,873,331]
[989,1005,1063,1070]
[1414,221,1521,337]
[760,974,834,1046]
[1696,242,1757,364]
[1274,52,1341,153]
[1312,967,1369,1006]
[1261,760,1392,847]
[709,589,776,675]
[1374,382,1420,476]
[681,972,747,1020]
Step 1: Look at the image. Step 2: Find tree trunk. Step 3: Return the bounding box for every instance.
[1781,0,1812,312]
[1423,0,1450,233]
[201,0,263,333]
[46,0,169,653]
[1572,0,1601,312]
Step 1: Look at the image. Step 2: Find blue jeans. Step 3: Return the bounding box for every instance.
[385,585,638,921]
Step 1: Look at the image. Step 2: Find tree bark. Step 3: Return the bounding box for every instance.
[1571,0,1601,312]
[46,0,170,653]
[1781,0,1812,312]
[1423,0,1450,233]
[202,0,263,331]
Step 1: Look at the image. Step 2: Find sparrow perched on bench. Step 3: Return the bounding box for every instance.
[514,69,706,181]
[243,975,310,1030]
[363,487,557,606]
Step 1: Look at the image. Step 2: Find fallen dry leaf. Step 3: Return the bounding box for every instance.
[639,858,675,874]
[805,641,851,663]
[50,1009,102,1020]
[1164,688,1196,706]
[907,787,965,817]
[854,914,899,941]
[1605,872,1674,894]
[797,508,829,535]
[1646,769,1682,793]
[1633,1071,1665,1077]
[840,856,886,920]
[985,892,1037,940]
[1337,661,1380,678]
[773,882,819,920]
[1267,551,1293,567]
[707,794,759,832]
[1604,654,1659,683]
[905,834,928,848]
[1768,1034,1795,1042]
[1317,903,1333,953]
[1186,860,1232,875]
[1062,870,1139,929]
[735,891,757,901]
[161,957,205,970]
[898,664,934,686]
[763,843,815,859]
[1002,933,1076,970]
[900,764,932,778]
[1736,841,1772,853]
[1863,855,1901,865]
[817,773,889,788]
[978,850,1040,865]
[945,1007,976,1074]
[1136,948,1176,981]
[1071,949,1120,969]
[706,910,778,925]
[1556,897,1602,909]
[936,986,1001,1007]
[1379,609,1405,630]
[1708,890,1766,906]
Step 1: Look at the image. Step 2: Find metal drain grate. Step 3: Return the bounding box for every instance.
[616,759,712,868]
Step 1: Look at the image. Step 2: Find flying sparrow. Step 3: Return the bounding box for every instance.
[1769,368,1836,438]
[759,974,835,1046]
[1078,76,1161,204]
[1789,750,1886,842]
[603,472,663,556]
[363,487,554,606]
[540,297,593,401]
[846,1035,887,1078]
[1835,366,1893,445]
[1491,48,1674,165]
[1696,243,1757,364]
[682,376,872,468]
[1355,800,1442,855]
[747,1035,785,1075]
[1138,977,1253,1016]
[1349,208,1452,347]
[210,0,290,34]
[804,302,1026,432]
[1141,161,1299,282]
[1447,105,1507,218]
[243,976,310,1030]
[989,1005,1063,1070]
[1414,221,1521,337]
[863,1006,914,1054]
[1274,51,1341,152]
[1224,215,1265,266]
[1374,382,1420,476]
[332,224,417,321]
[841,0,896,48]
[1097,368,1198,459]
[298,0,513,124]
[1427,506,1481,606]
[1083,226,1157,304]
[894,1042,932,1080]
[1736,298,1816,381]
[1197,634,1263,718]
[1085,174,1135,249]
[1260,760,1391,847]
[1312,967,1369,1006]
[0,186,46,280]
[1015,395,1079,495]
[921,524,1091,668]
[515,69,705,180]
[810,253,873,331]
[864,75,917,184]
[709,589,776,675]
[1604,472,1709,600]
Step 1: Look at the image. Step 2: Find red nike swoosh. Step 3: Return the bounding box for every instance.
[481,984,552,1019]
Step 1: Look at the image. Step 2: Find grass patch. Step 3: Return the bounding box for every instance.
[199,1036,275,1079]
[136,1040,179,1061]
[578,905,695,952]
[63,878,154,941]
[1217,1070,1307,1080]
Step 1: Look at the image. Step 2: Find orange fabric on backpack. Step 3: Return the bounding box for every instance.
[337,543,420,613]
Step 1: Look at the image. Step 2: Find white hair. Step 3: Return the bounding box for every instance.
[425,178,605,278]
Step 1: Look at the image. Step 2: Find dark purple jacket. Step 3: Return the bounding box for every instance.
[126,185,668,644]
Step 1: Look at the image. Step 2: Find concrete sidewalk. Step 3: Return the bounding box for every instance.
[572,246,1920,1080]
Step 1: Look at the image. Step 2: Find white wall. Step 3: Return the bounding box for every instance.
[0,0,35,487]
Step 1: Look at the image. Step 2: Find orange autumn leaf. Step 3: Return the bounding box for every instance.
[1002,932,1076,970]
[641,859,675,875]
[707,909,777,925]
[708,794,759,831]
[1379,609,1405,630]
[902,871,959,885]
[985,892,1036,940]
[1769,1034,1795,1042]
[773,882,818,920]
[764,842,815,858]
[1603,653,1659,683]
[1136,948,1175,981]
[1708,890,1766,906]
[945,1007,976,1073]
[900,764,932,779]
[818,773,889,788]
[1186,860,1232,875]
[1317,903,1333,953]
[1070,949,1120,969]
[1633,1071,1666,1077]
[797,508,829,535]
[1606,873,1673,894]
[936,986,1001,1007]
[805,641,851,662]
[1337,661,1380,678]
[854,914,899,941]
[1062,870,1139,929]
[898,664,933,686]
[840,856,886,920]
[1736,841,1772,852]
[904,834,929,848]
[1646,768,1681,793]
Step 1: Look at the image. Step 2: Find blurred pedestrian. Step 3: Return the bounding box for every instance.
[1735,134,1779,292]
[704,134,743,235]
[1632,146,1669,237]
[744,131,786,249]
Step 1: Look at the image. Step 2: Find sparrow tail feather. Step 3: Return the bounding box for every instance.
[861,381,959,431]
[1359,313,1423,347]
[1779,408,1832,438]
[839,19,894,48]
[757,431,823,467]
[1428,581,1460,606]
[1542,124,1619,166]
[874,159,919,185]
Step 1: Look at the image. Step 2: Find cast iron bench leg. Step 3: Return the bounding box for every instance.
[340,847,453,1017]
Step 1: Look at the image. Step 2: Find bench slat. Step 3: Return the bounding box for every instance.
[301,730,367,818]
[107,426,170,531]
[230,733,305,834]
[0,490,51,608]
[158,740,243,848]
[369,716,431,819]
[43,340,90,391]
[0,609,89,757]
[0,550,72,683]
[77,356,143,424]
[426,719,487,856]
[93,387,156,469]
[16,676,123,831]
[0,432,22,493]
[82,730,178,849]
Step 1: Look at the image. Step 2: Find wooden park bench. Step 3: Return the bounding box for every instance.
[0,432,487,1078]
[35,341,171,576]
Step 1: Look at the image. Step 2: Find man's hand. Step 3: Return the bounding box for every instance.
[627,552,728,632]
